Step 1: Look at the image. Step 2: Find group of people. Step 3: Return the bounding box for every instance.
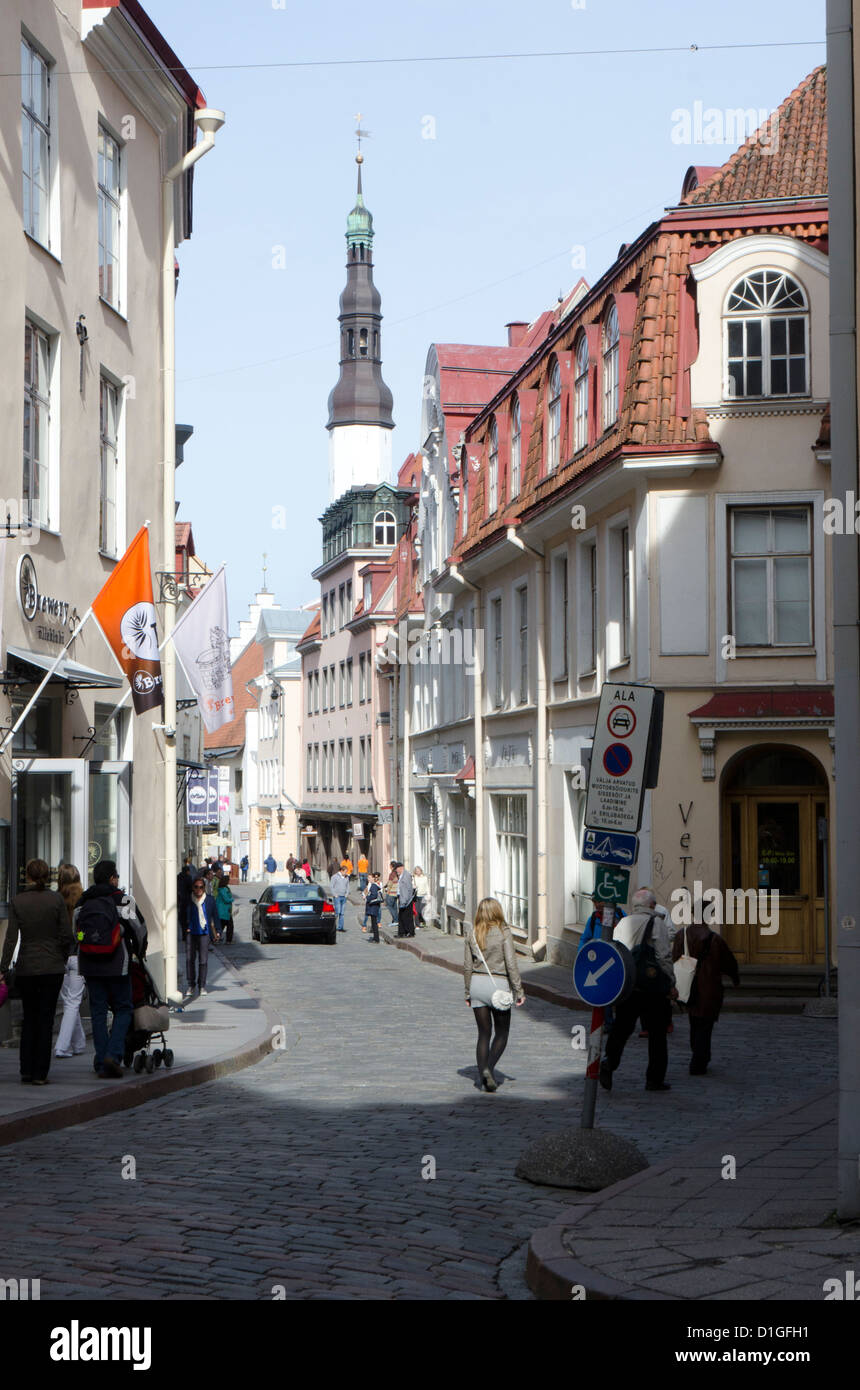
[284,854,314,883]
[176,857,236,994]
[0,858,147,1085]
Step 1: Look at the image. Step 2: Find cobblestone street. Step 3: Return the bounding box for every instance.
[0,889,838,1300]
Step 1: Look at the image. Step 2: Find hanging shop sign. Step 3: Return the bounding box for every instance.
[16,555,80,644]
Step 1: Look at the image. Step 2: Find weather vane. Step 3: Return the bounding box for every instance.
[354,111,371,160]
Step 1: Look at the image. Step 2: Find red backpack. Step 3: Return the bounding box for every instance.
[76,896,123,957]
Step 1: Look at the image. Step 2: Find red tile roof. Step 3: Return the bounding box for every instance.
[688,689,834,720]
[203,640,264,751]
[297,610,321,648]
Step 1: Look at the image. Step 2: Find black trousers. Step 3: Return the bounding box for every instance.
[604,990,672,1086]
[688,1014,715,1073]
[367,912,380,942]
[17,973,64,1081]
[397,902,415,937]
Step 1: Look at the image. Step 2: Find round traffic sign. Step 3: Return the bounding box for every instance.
[603,742,633,777]
[573,939,633,1007]
[607,704,636,738]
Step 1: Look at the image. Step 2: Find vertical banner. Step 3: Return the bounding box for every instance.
[169,566,234,732]
[186,770,209,826]
[206,769,219,824]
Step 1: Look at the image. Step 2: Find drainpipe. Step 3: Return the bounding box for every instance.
[506,528,548,960]
[402,641,413,868]
[449,564,484,901]
[390,657,399,869]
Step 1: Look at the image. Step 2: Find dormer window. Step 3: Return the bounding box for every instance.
[488,417,499,514]
[374,509,396,546]
[574,334,589,452]
[602,303,619,430]
[510,396,521,498]
[724,271,808,399]
[547,358,562,473]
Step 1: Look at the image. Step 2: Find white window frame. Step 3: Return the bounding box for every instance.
[602,303,620,430]
[374,510,396,547]
[510,396,521,497]
[488,417,499,514]
[547,358,562,474]
[448,814,466,908]
[23,314,60,532]
[576,529,599,681]
[515,583,529,705]
[98,122,126,315]
[99,371,126,558]
[461,465,469,535]
[574,334,589,452]
[550,547,570,683]
[489,593,503,710]
[723,270,809,401]
[606,513,632,670]
[21,34,59,255]
[729,505,813,648]
[346,656,353,706]
[491,793,528,936]
[345,738,353,792]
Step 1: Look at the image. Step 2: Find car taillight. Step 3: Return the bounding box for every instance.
[266,904,281,915]
[322,902,335,915]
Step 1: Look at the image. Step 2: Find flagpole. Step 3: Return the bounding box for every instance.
[0,609,95,756]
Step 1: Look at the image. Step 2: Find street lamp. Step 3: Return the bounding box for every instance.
[161,107,225,1004]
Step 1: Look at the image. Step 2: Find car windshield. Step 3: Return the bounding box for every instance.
[266,886,324,903]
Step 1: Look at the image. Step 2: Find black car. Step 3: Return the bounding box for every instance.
[250,884,337,944]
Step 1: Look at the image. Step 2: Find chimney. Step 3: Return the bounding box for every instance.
[506,321,528,348]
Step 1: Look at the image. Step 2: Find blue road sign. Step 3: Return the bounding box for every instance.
[573,938,632,1008]
[581,828,640,867]
[603,742,633,776]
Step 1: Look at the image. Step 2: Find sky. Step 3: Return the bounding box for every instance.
[141,0,827,629]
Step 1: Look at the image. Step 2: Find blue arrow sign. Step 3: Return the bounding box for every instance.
[581,828,640,867]
[573,939,632,1007]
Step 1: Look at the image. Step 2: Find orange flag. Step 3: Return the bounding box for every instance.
[92,526,163,714]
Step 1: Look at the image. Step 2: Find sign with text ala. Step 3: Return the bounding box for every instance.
[584,683,663,834]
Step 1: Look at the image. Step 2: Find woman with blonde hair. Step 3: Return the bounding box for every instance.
[54,863,87,1058]
[464,897,525,1091]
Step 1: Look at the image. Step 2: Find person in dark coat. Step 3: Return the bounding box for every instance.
[76,860,147,1079]
[0,859,74,1084]
[672,923,740,1075]
[177,861,193,942]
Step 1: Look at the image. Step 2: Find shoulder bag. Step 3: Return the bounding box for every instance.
[673,927,698,1004]
[471,932,514,1011]
[631,914,672,998]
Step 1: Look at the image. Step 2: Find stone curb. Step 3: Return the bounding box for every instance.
[0,947,281,1150]
[524,1084,837,1300]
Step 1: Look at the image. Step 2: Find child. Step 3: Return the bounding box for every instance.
[364,873,383,943]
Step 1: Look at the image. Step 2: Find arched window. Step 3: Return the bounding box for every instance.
[724,271,809,399]
[359,327,368,357]
[461,463,469,535]
[488,417,499,514]
[547,358,562,473]
[602,303,619,430]
[574,334,589,452]
[346,329,355,357]
[510,396,521,498]
[374,509,396,547]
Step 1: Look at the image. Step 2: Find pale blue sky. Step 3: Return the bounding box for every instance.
[142,0,826,625]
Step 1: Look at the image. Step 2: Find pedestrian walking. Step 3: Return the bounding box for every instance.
[76,860,147,1080]
[264,853,277,882]
[185,875,220,996]
[330,863,349,932]
[0,859,74,1085]
[216,874,235,944]
[357,854,369,891]
[464,897,525,1091]
[672,922,740,1075]
[301,857,312,881]
[599,887,677,1093]
[177,859,193,941]
[385,863,400,924]
[395,862,415,938]
[341,856,353,879]
[413,866,430,925]
[364,872,383,942]
[286,854,297,882]
[54,863,87,1059]
[240,854,249,883]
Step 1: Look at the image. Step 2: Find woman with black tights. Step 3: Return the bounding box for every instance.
[464,897,525,1091]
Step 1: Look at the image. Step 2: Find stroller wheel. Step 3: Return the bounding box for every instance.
[152,1048,163,1068]
[163,1048,174,1068]
[144,1054,155,1074]
[132,1053,145,1073]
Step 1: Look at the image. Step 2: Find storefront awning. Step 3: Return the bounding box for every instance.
[5,646,123,689]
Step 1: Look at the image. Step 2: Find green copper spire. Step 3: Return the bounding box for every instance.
[346,154,373,249]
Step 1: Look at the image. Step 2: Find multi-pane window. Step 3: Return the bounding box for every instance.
[98,126,121,309]
[725,271,808,399]
[602,303,620,429]
[338,661,345,707]
[338,740,345,790]
[358,653,365,702]
[551,553,569,682]
[488,417,499,514]
[321,667,328,710]
[449,820,466,907]
[338,584,345,627]
[99,377,120,555]
[346,579,352,618]
[588,544,598,671]
[345,739,353,791]
[23,321,50,528]
[574,334,589,452]
[307,673,314,716]
[510,397,521,498]
[21,40,50,246]
[461,464,469,535]
[363,575,372,610]
[517,586,529,705]
[322,594,328,637]
[731,507,812,646]
[374,510,396,546]
[313,744,319,791]
[359,736,365,792]
[621,526,630,660]
[493,794,528,933]
[547,359,562,473]
[491,596,503,709]
[306,744,313,792]
[346,657,353,706]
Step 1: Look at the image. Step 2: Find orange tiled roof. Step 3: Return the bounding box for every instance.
[204,640,263,751]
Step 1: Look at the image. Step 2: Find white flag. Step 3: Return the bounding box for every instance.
[170,566,234,733]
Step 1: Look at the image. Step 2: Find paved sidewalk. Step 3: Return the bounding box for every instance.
[0,946,278,1144]
[527,1087,860,1300]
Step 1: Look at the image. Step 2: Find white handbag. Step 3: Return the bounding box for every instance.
[673,928,698,1004]
[471,933,514,1011]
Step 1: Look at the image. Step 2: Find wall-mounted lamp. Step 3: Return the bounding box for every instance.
[276,804,285,830]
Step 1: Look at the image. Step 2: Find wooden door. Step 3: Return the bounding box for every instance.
[723,792,818,964]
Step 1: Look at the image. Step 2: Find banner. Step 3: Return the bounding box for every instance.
[186,768,220,826]
[169,565,234,733]
[92,526,162,714]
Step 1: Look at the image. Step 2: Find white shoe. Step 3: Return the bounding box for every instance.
[200,988,208,996]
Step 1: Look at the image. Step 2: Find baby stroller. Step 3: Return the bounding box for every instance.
[124,958,174,1073]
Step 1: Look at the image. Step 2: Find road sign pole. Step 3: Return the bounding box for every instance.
[581,1006,605,1129]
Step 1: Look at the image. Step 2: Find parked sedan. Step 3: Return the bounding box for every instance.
[250,884,337,944]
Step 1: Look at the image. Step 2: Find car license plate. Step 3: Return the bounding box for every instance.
[291,905,314,913]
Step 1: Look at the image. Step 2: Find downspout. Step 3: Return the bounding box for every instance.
[403,638,413,868]
[390,657,399,867]
[449,564,484,901]
[506,528,549,960]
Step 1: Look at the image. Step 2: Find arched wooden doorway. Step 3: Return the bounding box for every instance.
[721,745,829,965]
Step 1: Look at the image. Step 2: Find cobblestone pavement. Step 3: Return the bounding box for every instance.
[0,888,838,1300]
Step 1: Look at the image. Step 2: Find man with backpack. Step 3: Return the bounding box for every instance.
[599,886,677,1093]
[75,861,147,1080]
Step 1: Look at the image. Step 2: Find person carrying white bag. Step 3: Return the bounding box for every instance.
[671,922,740,1076]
